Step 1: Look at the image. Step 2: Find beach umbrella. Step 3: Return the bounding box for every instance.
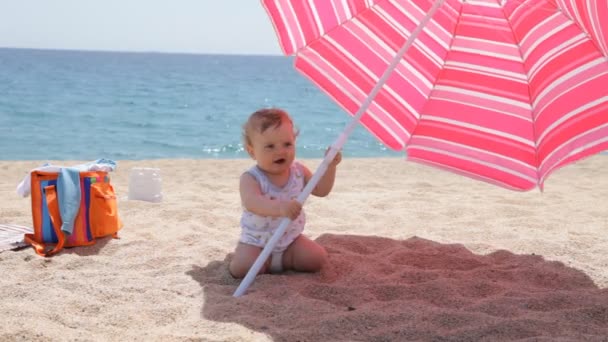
[234,0,608,296]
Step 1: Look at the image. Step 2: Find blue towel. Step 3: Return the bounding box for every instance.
[52,159,116,235]
[57,167,81,236]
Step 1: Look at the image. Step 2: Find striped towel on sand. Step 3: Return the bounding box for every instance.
[0,224,32,252]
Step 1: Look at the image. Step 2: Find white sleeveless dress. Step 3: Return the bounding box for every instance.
[239,162,306,272]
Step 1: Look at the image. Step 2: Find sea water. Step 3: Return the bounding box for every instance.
[0,48,401,160]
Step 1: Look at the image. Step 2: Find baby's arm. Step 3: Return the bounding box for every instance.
[302,150,341,197]
[240,173,301,219]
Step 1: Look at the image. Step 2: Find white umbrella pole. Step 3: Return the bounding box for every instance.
[233,0,446,297]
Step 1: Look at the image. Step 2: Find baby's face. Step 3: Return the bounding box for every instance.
[247,121,296,175]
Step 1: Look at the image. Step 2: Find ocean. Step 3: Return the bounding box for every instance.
[0,48,401,161]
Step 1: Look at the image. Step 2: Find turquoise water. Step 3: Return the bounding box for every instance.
[0,48,401,160]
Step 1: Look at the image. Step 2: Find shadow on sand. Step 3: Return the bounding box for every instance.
[188,234,608,341]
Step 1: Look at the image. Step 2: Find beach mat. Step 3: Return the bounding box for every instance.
[0,224,32,252]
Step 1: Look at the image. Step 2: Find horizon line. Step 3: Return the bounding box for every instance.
[0,46,284,57]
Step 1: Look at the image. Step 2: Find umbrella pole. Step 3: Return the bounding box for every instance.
[233,0,447,297]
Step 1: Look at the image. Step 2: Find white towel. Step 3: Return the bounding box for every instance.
[16,158,117,197]
[0,224,33,252]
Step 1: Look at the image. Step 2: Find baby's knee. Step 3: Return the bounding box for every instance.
[306,247,328,271]
[228,259,265,279]
[316,248,329,267]
[314,243,328,259]
[229,258,268,279]
[229,260,249,279]
[319,245,328,259]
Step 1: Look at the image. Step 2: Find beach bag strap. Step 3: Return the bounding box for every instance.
[24,185,66,257]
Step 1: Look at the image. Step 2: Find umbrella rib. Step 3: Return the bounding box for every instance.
[553,0,608,59]
[409,145,537,183]
[498,1,540,186]
[289,0,405,56]
[408,157,533,191]
[407,0,467,146]
[409,136,537,170]
[538,128,608,186]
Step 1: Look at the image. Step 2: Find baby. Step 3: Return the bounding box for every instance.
[229,108,341,278]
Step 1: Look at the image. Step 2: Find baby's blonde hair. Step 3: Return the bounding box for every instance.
[242,108,298,146]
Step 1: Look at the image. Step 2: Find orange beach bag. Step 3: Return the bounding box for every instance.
[24,170,123,257]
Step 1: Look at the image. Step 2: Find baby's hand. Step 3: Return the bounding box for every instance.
[279,199,302,220]
[325,147,342,167]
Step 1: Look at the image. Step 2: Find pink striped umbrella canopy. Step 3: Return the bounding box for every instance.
[262,0,608,191]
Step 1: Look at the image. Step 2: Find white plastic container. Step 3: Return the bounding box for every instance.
[128,167,163,202]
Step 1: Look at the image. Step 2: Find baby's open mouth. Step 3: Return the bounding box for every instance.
[274,158,286,164]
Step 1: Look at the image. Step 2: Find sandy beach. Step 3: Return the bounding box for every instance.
[1,156,607,341]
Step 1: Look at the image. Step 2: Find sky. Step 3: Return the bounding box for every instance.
[0,0,282,55]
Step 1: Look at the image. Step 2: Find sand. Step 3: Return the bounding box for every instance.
[1,156,607,341]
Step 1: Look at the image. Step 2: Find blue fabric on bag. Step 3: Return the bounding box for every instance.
[57,167,82,236]
[46,159,116,236]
